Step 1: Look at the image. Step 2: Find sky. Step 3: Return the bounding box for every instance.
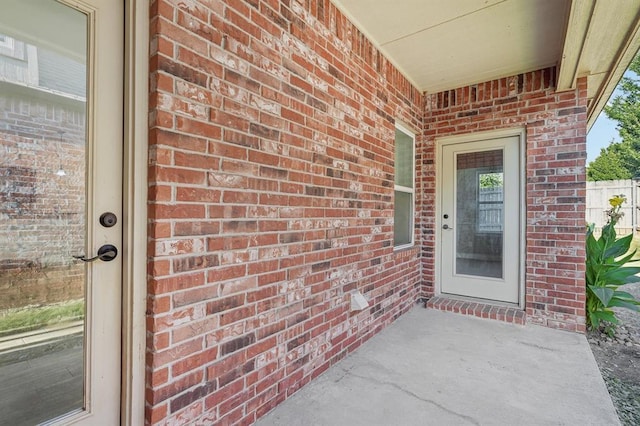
[586,111,620,163]
[585,73,632,164]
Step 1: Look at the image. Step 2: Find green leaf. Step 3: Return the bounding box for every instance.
[586,233,603,261]
[609,299,640,311]
[612,290,639,300]
[584,188,639,331]
[594,232,607,251]
[586,267,597,286]
[588,286,614,306]
[604,234,633,259]
[614,250,638,266]
[601,224,617,246]
[600,267,640,285]
[588,311,601,329]
[625,274,640,284]
[589,310,618,327]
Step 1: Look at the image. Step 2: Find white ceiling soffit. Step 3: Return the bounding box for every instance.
[558,0,640,128]
[331,0,570,93]
[331,0,640,128]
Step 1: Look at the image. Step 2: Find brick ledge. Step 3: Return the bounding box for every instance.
[425,296,525,325]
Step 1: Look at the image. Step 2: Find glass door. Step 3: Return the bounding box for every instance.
[440,136,521,304]
[0,0,123,424]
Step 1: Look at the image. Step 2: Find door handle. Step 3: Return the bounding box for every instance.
[74,244,118,262]
[442,224,453,230]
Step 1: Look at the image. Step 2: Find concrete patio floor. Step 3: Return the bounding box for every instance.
[257,307,619,426]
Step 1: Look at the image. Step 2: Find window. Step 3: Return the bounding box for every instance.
[477,171,504,233]
[0,34,14,50]
[0,34,25,60]
[394,124,415,248]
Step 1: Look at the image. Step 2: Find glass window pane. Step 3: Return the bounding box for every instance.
[394,190,413,246]
[395,128,413,188]
[0,2,87,424]
[478,172,504,232]
[455,150,503,278]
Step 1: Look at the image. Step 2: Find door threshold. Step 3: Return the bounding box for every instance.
[425,295,525,326]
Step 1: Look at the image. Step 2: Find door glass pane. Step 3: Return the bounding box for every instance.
[455,150,504,279]
[0,2,87,424]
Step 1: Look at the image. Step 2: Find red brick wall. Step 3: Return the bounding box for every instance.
[420,69,588,332]
[147,0,422,423]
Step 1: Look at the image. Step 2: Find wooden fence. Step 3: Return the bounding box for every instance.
[586,179,640,234]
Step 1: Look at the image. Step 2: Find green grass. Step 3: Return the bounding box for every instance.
[0,300,84,335]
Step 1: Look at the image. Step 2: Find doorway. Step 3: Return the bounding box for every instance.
[438,131,523,305]
[0,0,123,424]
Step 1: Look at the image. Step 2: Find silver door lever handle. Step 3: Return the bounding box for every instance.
[74,244,118,262]
[442,224,453,230]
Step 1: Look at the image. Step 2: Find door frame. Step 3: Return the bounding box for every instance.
[121,0,148,424]
[435,128,526,309]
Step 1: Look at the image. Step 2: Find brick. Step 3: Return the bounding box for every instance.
[219,305,257,326]
[207,294,246,314]
[423,69,587,333]
[152,166,207,185]
[144,0,585,424]
[175,116,222,138]
[170,381,217,414]
[174,221,220,237]
[171,347,219,377]
[151,370,204,405]
[220,334,257,356]
[173,254,219,273]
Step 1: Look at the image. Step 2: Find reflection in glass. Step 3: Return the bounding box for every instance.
[394,190,413,246]
[455,150,504,279]
[0,2,87,424]
[478,172,504,233]
[394,128,413,188]
[394,127,414,247]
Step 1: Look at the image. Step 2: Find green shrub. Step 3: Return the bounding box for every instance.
[585,194,640,331]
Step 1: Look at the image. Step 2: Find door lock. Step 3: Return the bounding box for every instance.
[73,244,118,262]
[99,212,117,228]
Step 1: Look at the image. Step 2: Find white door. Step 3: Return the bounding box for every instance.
[0,0,123,424]
[440,136,521,304]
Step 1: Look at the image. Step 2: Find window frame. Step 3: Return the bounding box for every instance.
[393,122,415,250]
